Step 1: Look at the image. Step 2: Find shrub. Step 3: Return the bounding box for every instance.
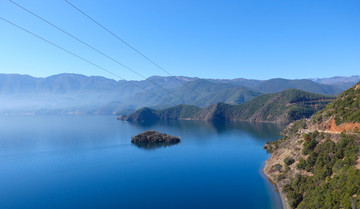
[284,157,295,166]
[297,157,306,170]
[303,138,318,155]
[277,174,287,181]
[273,164,283,172]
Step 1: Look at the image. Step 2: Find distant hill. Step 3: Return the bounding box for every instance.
[0,73,118,94]
[254,78,342,95]
[168,79,261,106]
[118,104,203,121]
[0,73,262,115]
[209,77,347,94]
[103,79,262,111]
[146,75,197,89]
[119,89,335,125]
[310,75,360,90]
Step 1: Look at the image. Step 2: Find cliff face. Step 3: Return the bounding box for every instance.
[264,82,360,209]
[119,89,334,125]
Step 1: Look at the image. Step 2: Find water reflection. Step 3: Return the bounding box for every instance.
[131,141,181,150]
[127,120,284,142]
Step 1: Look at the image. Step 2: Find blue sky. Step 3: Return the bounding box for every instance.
[0,0,359,80]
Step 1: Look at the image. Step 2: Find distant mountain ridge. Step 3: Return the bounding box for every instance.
[0,73,355,115]
[254,78,341,95]
[119,89,335,125]
[310,75,360,90]
[310,75,360,85]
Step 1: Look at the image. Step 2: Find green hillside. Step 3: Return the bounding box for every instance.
[315,82,360,125]
[119,89,334,125]
[117,104,202,121]
[264,82,360,209]
[169,79,262,106]
[202,89,334,124]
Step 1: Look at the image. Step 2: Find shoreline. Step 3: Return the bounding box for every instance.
[263,163,290,209]
[275,182,289,209]
[117,116,288,125]
[259,163,283,209]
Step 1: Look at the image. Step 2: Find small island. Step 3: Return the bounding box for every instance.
[131,130,180,149]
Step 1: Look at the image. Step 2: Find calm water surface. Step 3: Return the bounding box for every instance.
[0,116,283,209]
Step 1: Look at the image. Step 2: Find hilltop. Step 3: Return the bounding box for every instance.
[119,89,335,125]
[264,82,360,208]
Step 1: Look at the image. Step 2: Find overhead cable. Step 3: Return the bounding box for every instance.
[0,17,177,106]
[64,0,203,97]
[9,0,184,102]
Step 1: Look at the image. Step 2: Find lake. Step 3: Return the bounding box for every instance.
[0,115,283,209]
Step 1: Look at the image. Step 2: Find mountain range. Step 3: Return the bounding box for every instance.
[310,75,360,90]
[0,73,358,115]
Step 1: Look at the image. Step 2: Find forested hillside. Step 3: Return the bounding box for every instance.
[264,82,360,209]
[119,89,334,125]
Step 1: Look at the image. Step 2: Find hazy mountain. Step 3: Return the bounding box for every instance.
[254,78,342,95]
[310,75,360,90]
[0,73,118,94]
[97,79,262,112]
[210,77,344,95]
[207,78,262,89]
[168,79,261,106]
[0,73,355,115]
[146,76,198,89]
[311,75,360,84]
[0,73,260,115]
[120,89,335,125]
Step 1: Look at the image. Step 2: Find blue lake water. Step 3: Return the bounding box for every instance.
[0,116,283,209]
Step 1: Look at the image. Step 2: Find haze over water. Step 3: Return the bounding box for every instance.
[0,115,283,209]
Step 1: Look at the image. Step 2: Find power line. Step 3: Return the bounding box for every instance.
[9,0,184,102]
[0,16,177,106]
[64,0,203,97]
